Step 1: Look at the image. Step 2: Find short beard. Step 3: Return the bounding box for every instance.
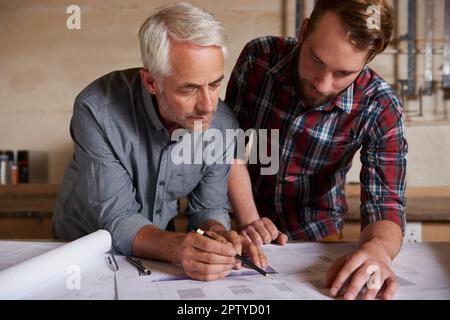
[298,78,337,108]
[156,88,214,132]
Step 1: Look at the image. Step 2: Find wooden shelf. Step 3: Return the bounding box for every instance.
[345,185,450,221]
[0,183,449,240]
[0,184,59,213]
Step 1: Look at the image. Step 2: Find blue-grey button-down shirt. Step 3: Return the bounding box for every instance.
[53,68,238,255]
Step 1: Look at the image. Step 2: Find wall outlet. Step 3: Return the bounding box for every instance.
[404,222,422,243]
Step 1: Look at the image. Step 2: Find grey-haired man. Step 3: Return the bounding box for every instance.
[53,3,265,281]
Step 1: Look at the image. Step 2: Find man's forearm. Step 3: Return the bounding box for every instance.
[358,220,403,263]
[228,162,260,228]
[132,225,186,264]
[132,220,229,263]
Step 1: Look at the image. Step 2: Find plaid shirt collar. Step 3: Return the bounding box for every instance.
[269,42,359,115]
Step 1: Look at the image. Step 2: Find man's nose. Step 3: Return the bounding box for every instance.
[196,88,215,114]
[314,71,333,95]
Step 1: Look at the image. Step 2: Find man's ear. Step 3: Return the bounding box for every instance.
[298,17,309,43]
[140,68,159,95]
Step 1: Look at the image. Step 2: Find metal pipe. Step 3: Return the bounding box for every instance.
[398,0,416,98]
[406,0,416,97]
[422,0,434,95]
[383,48,443,54]
[295,0,303,37]
[443,0,450,88]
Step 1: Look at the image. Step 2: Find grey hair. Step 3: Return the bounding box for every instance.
[139,2,227,77]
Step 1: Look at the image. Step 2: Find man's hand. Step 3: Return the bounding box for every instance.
[325,241,397,300]
[177,231,241,281]
[228,162,288,246]
[216,230,267,269]
[240,217,288,245]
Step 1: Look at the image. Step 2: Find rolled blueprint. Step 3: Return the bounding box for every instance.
[0,229,112,299]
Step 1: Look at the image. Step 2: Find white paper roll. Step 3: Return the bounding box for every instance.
[0,229,112,299]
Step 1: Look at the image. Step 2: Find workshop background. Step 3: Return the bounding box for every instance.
[0,0,449,241]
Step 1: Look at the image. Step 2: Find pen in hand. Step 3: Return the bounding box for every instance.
[196,228,273,279]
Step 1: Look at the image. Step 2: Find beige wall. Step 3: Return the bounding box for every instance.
[0,0,449,185]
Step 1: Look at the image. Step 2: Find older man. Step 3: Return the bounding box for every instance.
[53,3,265,281]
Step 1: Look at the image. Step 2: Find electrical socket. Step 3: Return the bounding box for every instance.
[404,222,422,243]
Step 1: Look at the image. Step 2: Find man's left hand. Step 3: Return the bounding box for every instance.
[240,217,288,245]
[325,241,398,300]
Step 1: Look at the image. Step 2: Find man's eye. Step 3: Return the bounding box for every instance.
[312,56,321,64]
[181,88,196,94]
[338,72,352,77]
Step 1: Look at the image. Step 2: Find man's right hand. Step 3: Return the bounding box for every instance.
[177,231,238,281]
[240,217,288,245]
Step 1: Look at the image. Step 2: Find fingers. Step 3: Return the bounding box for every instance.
[201,231,228,244]
[325,256,347,291]
[189,232,236,257]
[353,268,397,300]
[342,265,373,300]
[362,265,384,300]
[328,252,366,298]
[256,243,267,268]
[184,258,234,276]
[242,240,267,269]
[240,218,287,245]
[180,232,237,281]
[276,232,288,245]
[379,275,398,300]
[182,230,270,281]
[222,230,243,256]
[242,225,264,245]
[191,249,237,265]
[219,230,243,269]
[240,230,252,244]
[186,269,231,281]
[261,218,279,242]
[326,251,398,300]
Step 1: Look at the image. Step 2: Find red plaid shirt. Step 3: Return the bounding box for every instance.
[225,37,407,240]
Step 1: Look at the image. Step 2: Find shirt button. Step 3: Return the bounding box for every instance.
[156,209,162,215]
[159,180,165,186]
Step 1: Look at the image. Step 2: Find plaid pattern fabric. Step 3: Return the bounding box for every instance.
[225,36,407,240]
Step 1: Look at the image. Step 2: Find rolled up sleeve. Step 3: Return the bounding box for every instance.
[360,98,408,234]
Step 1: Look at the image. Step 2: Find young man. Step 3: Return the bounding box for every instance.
[53,3,265,282]
[226,0,407,299]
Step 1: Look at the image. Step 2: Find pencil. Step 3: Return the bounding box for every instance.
[126,256,151,275]
[196,228,273,279]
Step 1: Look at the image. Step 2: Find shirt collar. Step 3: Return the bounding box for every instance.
[323,82,355,114]
[140,80,167,133]
[269,41,359,115]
